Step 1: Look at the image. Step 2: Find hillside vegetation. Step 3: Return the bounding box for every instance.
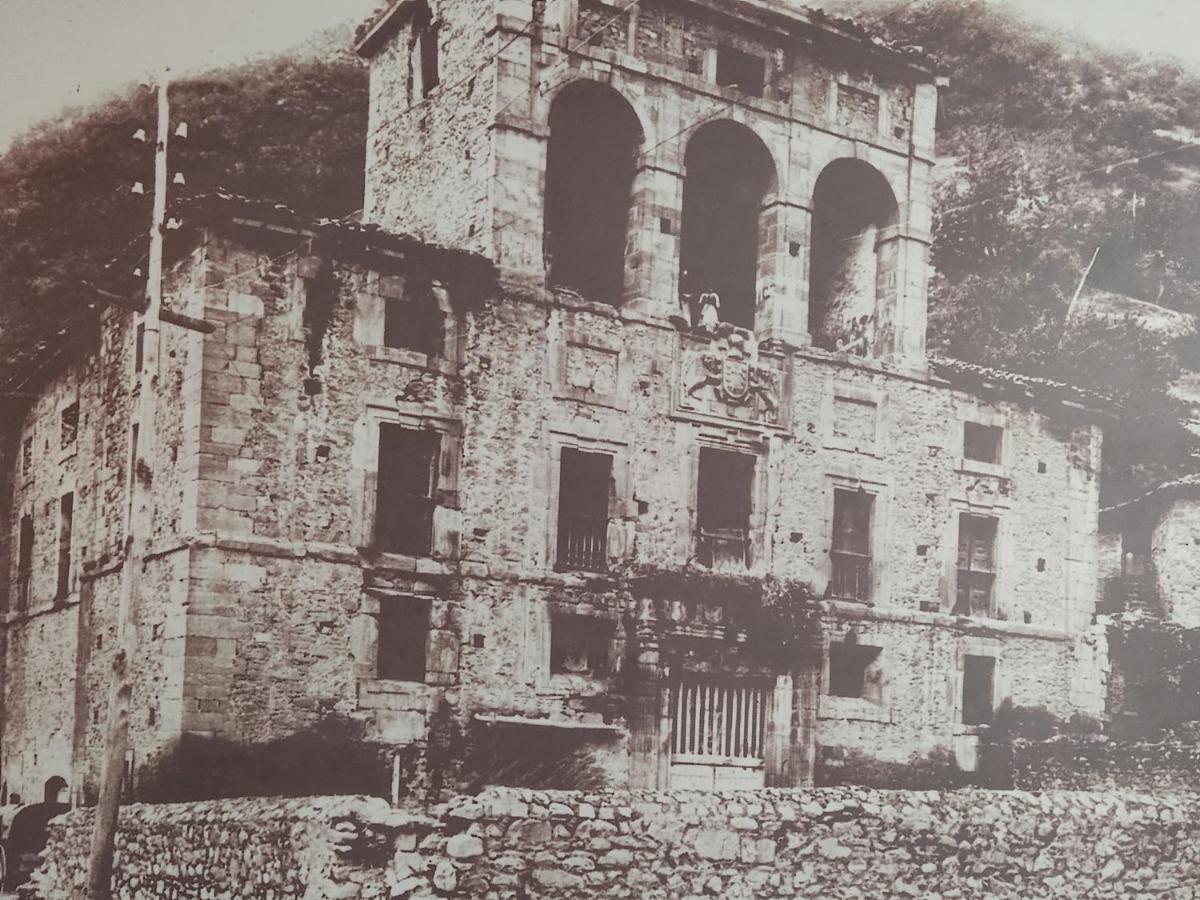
[1,1,1196,496]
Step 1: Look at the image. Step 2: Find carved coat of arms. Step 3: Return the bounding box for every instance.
[685,330,779,419]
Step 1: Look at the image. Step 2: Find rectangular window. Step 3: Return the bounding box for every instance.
[828,643,883,703]
[551,614,613,676]
[375,425,439,556]
[17,514,33,611]
[696,448,755,570]
[377,597,430,682]
[556,449,611,572]
[830,489,873,601]
[716,46,765,97]
[60,403,79,449]
[955,514,997,617]
[134,321,146,374]
[56,492,74,599]
[419,25,440,97]
[20,436,32,476]
[962,655,995,726]
[383,293,444,356]
[963,423,1002,464]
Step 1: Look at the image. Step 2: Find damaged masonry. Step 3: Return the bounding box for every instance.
[1,0,1113,813]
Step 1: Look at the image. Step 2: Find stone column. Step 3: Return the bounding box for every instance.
[628,597,668,788]
[756,200,811,347]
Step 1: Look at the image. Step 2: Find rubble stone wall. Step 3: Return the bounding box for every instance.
[1153,498,1200,626]
[31,788,1200,899]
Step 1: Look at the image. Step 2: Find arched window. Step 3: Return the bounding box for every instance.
[808,160,899,352]
[544,82,643,304]
[43,776,67,805]
[680,121,776,330]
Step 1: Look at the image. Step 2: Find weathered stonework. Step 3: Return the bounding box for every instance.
[1,0,1111,803]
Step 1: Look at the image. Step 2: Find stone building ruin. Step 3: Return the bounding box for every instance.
[0,0,1112,803]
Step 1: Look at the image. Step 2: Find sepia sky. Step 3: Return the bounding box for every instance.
[1,0,1200,150]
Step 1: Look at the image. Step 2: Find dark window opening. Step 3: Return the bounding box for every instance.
[831,489,873,602]
[545,82,643,304]
[680,121,775,330]
[828,642,883,702]
[377,597,430,682]
[419,24,440,97]
[384,288,444,357]
[56,492,74,600]
[551,614,614,676]
[962,655,995,726]
[556,449,612,572]
[374,425,439,556]
[135,321,145,373]
[955,514,997,617]
[809,160,899,352]
[60,403,79,448]
[963,423,1002,464]
[17,514,33,611]
[21,436,32,474]
[716,46,765,97]
[696,447,755,569]
[1121,523,1153,577]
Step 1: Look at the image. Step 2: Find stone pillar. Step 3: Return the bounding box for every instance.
[756,200,811,347]
[764,673,794,786]
[623,160,684,321]
[789,657,820,786]
[628,597,668,789]
[490,124,549,286]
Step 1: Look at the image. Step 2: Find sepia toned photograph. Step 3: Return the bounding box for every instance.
[1,0,1199,896]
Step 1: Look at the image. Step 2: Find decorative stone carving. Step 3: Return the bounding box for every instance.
[678,327,784,426]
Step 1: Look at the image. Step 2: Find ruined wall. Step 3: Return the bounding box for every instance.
[1152,497,1200,626]
[31,788,1200,899]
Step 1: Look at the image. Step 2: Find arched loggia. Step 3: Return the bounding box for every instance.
[544,82,644,304]
[679,120,777,330]
[808,159,900,353]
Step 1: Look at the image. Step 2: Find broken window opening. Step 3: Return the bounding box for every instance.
[17,514,33,611]
[377,596,431,682]
[828,642,883,703]
[963,422,1002,465]
[556,448,612,572]
[808,159,899,353]
[60,403,79,449]
[550,613,614,676]
[56,492,74,600]
[374,425,439,557]
[301,261,336,381]
[544,81,643,304]
[830,488,873,602]
[680,120,776,330]
[955,514,997,617]
[384,279,444,357]
[696,447,755,570]
[715,46,766,97]
[962,655,995,726]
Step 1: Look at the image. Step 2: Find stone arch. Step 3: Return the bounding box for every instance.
[808,159,900,353]
[43,775,67,804]
[679,119,778,330]
[543,80,645,304]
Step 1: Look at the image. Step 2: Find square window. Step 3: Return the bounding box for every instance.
[828,642,883,702]
[955,514,997,617]
[696,448,755,570]
[715,46,765,97]
[962,655,995,726]
[60,403,79,449]
[963,422,1002,465]
[374,425,440,556]
[383,289,444,356]
[377,597,430,682]
[556,449,612,572]
[830,489,873,601]
[551,614,613,676]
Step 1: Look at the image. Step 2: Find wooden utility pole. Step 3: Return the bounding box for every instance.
[85,70,170,900]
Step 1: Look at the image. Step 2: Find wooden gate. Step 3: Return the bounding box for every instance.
[668,677,770,790]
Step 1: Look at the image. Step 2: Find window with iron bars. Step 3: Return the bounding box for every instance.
[830,488,872,602]
[556,448,611,572]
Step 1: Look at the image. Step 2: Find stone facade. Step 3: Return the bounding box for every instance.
[0,0,1111,802]
[32,788,1200,899]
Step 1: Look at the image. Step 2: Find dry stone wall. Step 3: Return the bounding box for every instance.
[31,788,1200,899]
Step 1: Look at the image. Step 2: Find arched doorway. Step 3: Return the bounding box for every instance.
[808,159,899,352]
[679,120,777,330]
[544,81,644,304]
